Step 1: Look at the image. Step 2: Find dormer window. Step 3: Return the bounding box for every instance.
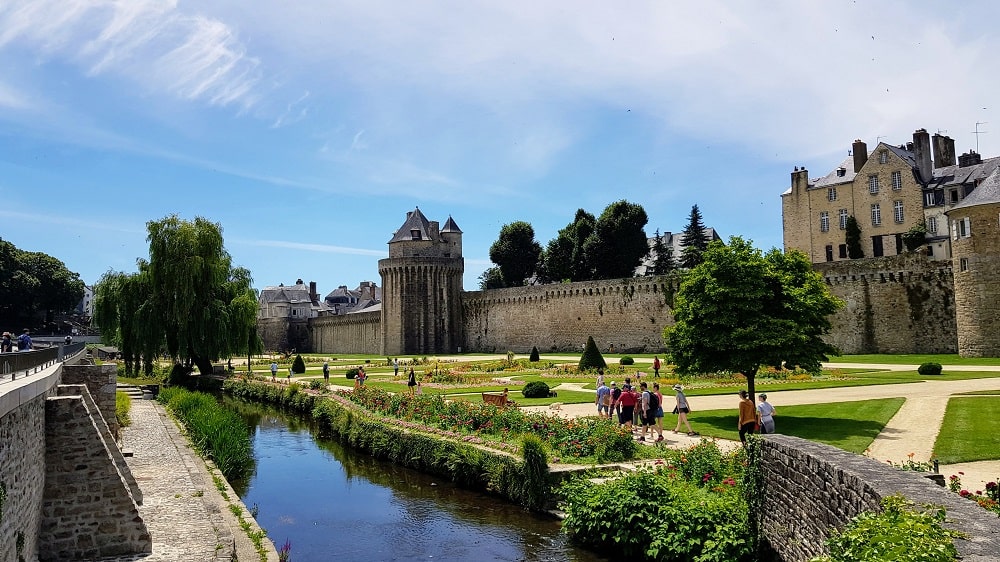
[836,167,846,177]
[410,229,422,240]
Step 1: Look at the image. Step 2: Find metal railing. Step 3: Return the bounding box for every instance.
[0,342,88,383]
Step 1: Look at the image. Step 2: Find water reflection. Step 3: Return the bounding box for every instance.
[227,398,606,562]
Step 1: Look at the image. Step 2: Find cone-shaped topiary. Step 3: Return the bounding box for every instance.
[529,346,540,362]
[292,354,306,374]
[579,336,607,371]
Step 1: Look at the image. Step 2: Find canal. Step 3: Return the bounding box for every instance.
[226,398,607,561]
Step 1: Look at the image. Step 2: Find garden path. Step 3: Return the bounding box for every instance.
[528,368,1000,492]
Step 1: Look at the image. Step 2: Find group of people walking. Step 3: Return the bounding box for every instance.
[738,390,776,445]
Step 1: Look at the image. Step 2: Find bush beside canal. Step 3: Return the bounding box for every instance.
[158,386,254,481]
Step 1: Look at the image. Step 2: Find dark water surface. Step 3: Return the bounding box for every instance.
[227,398,607,562]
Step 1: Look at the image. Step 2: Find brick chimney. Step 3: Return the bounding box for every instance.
[852,139,868,172]
[913,128,932,183]
[932,133,956,168]
[309,281,319,305]
[958,150,982,168]
[790,167,809,195]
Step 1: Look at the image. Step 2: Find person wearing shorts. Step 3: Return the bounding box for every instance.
[595,380,611,417]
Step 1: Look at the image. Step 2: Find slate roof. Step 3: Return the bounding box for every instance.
[389,207,433,243]
[811,156,857,189]
[949,168,1000,211]
[927,156,1000,190]
[441,216,462,233]
[259,283,312,303]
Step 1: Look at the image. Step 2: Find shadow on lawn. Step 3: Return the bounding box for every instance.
[692,413,885,445]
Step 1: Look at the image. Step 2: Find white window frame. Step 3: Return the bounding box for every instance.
[871,203,881,226]
[960,257,969,272]
[893,200,904,223]
[820,211,830,232]
[925,192,936,207]
[828,187,837,201]
[927,216,937,234]
[868,175,879,194]
[879,150,889,164]
[891,171,902,190]
[953,217,971,239]
[839,209,849,230]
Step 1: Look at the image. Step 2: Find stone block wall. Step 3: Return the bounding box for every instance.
[61,363,118,438]
[40,395,150,560]
[311,310,382,355]
[816,254,956,354]
[951,202,1000,356]
[258,317,312,353]
[0,394,47,562]
[762,435,1000,562]
[461,275,680,353]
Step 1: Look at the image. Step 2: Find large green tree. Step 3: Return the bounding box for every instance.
[665,237,842,398]
[94,216,259,375]
[648,229,673,275]
[679,204,711,269]
[583,200,649,279]
[845,216,864,258]
[489,221,542,287]
[0,238,85,328]
[543,209,596,282]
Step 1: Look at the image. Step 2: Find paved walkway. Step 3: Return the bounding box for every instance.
[111,394,277,561]
[524,363,1000,492]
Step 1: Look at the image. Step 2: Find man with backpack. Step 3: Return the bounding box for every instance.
[609,382,623,422]
[17,329,32,351]
[638,382,660,442]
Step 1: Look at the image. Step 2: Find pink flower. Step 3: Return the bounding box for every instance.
[960,490,970,497]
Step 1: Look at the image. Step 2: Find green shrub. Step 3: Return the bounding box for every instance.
[917,362,942,376]
[578,336,607,371]
[158,386,253,480]
[812,494,961,562]
[619,356,634,365]
[522,381,550,398]
[169,364,192,386]
[308,380,324,391]
[115,391,132,428]
[346,368,359,379]
[529,346,540,362]
[292,354,306,374]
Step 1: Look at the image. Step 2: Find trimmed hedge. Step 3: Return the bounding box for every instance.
[522,381,551,398]
[529,346,540,362]
[918,362,943,376]
[292,354,306,374]
[619,356,634,365]
[223,378,550,510]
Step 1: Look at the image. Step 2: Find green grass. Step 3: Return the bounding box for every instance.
[956,390,1000,396]
[933,396,1000,463]
[686,398,904,454]
[831,354,1000,366]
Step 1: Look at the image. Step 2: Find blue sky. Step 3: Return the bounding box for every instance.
[1,1,997,293]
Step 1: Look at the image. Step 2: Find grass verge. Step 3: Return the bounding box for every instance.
[687,398,905,454]
[933,396,1000,463]
[831,354,1000,366]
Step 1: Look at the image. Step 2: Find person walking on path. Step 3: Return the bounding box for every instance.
[638,382,659,442]
[610,382,622,422]
[653,383,665,441]
[407,367,417,395]
[595,380,611,417]
[17,329,32,351]
[1,332,12,353]
[270,361,278,382]
[322,361,330,385]
[757,393,776,434]
[653,356,661,378]
[287,366,292,382]
[596,368,605,389]
[618,384,638,431]
[394,358,399,377]
[672,384,695,435]
[738,390,758,445]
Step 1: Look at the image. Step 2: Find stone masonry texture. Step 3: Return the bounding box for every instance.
[762,435,1000,562]
[0,394,46,562]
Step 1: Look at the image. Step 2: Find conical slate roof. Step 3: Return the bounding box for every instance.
[389,207,432,243]
[441,216,462,233]
[949,168,1000,212]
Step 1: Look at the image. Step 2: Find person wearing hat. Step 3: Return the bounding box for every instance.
[1,332,12,353]
[672,384,695,435]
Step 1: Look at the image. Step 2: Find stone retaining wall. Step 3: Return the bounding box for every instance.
[0,393,47,562]
[762,435,1000,561]
[311,310,382,355]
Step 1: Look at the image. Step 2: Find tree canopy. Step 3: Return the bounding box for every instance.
[94,215,260,375]
[488,221,542,287]
[679,204,711,269]
[665,237,842,397]
[648,229,673,275]
[544,209,596,282]
[583,200,649,279]
[846,216,864,259]
[0,238,85,329]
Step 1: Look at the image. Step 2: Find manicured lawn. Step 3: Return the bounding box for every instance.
[933,396,1000,463]
[957,390,1000,396]
[685,398,905,454]
[831,354,1000,366]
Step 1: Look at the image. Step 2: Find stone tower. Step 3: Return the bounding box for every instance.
[379,208,464,355]
[946,168,1000,357]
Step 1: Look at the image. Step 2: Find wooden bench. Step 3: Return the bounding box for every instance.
[482,392,516,407]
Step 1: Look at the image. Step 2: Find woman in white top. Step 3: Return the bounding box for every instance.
[672,384,695,435]
[757,393,776,434]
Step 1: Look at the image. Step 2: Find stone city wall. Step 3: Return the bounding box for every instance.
[258,317,312,353]
[762,434,1000,562]
[815,254,956,354]
[310,311,382,356]
[61,363,119,438]
[461,275,681,353]
[0,394,47,562]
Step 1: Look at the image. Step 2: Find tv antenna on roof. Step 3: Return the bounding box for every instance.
[973,122,988,153]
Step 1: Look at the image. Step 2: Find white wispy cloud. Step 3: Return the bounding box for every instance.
[0,0,261,108]
[0,209,144,234]
[241,239,385,257]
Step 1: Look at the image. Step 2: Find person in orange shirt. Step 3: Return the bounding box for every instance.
[737,390,758,446]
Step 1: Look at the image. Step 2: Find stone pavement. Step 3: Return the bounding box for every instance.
[107,394,277,561]
[524,363,1000,492]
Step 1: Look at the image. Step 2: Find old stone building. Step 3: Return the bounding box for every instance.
[947,168,1000,356]
[783,127,1000,263]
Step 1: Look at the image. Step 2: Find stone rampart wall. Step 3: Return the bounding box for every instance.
[0,393,47,562]
[461,275,681,353]
[762,435,1000,562]
[311,311,382,355]
[61,363,119,438]
[815,254,956,354]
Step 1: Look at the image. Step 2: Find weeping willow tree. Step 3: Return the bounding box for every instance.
[95,215,261,376]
